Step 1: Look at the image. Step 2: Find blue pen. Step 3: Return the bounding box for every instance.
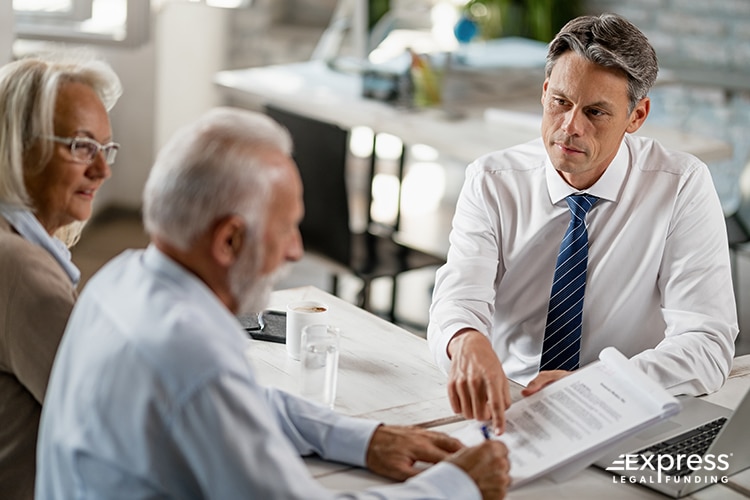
[481,424,492,440]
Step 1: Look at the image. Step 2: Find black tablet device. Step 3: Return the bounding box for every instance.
[238,310,286,344]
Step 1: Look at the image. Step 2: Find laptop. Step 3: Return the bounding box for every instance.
[594,386,750,497]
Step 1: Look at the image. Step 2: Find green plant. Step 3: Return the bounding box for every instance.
[463,0,582,42]
[369,0,390,31]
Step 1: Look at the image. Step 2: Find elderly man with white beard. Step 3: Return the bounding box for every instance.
[35,108,509,500]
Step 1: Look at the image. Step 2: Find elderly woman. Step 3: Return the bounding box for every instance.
[0,52,121,499]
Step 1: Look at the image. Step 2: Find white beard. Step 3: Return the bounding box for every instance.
[234,272,274,316]
[230,246,290,316]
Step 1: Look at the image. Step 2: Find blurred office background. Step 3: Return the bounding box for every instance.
[4,0,750,352]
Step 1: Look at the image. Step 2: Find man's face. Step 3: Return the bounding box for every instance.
[540,51,649,190]
[231,153,304,315]
[258,154,305,277]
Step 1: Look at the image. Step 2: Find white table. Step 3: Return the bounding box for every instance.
[247,285,456,427]
[251,286,750,498]
[311,356,750,499]
[215,60,732,165]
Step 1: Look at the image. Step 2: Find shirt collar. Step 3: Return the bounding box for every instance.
[142,244,233,319]
[0,203,81,286]
[143,244,207,293]
[142,244,252,344]
[546,139,630,205]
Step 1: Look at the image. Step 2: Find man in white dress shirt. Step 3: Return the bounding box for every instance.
[36,108,509,499]
[428,13,738,435]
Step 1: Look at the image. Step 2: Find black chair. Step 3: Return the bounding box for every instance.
[726,211,750,251]
[266,104,445,323]
[726,162,750,295]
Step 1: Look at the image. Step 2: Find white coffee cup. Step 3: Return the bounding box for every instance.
[285,301,329,360]
[299,324,340,409]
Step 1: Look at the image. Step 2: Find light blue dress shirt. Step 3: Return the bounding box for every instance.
[36,245,479,499]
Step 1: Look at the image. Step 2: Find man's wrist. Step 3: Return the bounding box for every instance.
[447,328,482,359]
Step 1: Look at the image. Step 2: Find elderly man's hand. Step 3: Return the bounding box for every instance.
[447,329,512,435]
[446,440,511,500]
[365,425,464,481]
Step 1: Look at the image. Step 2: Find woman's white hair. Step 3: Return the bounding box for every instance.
[0,49,122,246]
[143,107,293,251]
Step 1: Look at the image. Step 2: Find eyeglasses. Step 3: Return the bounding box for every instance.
[43,135,120,165]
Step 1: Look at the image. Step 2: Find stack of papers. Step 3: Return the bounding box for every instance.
[451,348,681,489]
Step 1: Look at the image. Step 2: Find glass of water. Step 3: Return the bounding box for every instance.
[299,325,340,409]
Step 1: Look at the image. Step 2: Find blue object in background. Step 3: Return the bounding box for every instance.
[454,14,479,43]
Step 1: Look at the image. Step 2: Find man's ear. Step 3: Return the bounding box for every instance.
[211,214,246,268]
[626,96,651,134]
[540,78,549,106]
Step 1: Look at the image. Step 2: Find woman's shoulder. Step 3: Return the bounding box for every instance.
[0,220,74,290]
[0,220,56,264]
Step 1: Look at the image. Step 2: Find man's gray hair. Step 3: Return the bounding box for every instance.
[143,107,294,251]
[545,13,659,113]
[0,49,122,245]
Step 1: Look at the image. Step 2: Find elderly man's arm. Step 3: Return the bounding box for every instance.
[262,385,510,499]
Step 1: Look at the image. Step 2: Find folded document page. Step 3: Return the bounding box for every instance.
[452,347,681,488]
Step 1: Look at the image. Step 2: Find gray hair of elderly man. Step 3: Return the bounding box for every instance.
[545,13,659,114]
[0,49,122,246]
[143,107,294,252]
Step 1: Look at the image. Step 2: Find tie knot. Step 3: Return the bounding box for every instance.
[566,194,598,218]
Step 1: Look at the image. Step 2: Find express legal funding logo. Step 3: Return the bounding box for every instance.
[606,452,733,485]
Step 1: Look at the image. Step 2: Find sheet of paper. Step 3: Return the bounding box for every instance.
[452,348,680,487]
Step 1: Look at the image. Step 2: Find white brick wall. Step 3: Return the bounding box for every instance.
[586,0,750,210]
[225,0,750,210]
[587,0,750,74]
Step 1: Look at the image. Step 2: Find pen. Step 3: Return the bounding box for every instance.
[481,424,492,440]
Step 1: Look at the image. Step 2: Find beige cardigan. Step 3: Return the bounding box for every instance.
[0,217,76,500]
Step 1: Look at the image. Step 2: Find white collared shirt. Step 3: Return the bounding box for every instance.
[428,135,738,395]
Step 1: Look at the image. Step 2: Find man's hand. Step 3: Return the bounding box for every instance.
[365,425,464,481]
[447,329,511,434]
[521,370,571,397]
[446,440,510,500]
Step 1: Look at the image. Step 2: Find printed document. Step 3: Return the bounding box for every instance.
[452,347,681,488]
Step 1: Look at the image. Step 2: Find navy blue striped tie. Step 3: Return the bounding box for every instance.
[540,194,598,371]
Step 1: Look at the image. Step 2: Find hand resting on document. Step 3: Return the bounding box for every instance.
[521,370,573,397]
[367,424,511,499]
